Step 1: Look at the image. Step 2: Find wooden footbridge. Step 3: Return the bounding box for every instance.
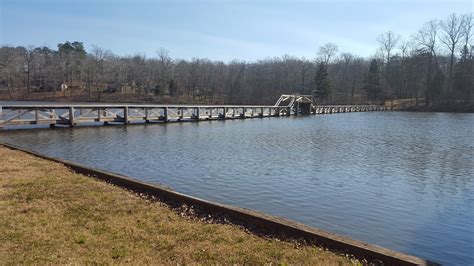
[0,95,386,129]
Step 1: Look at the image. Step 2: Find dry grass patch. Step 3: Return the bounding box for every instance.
[0,146,358,264]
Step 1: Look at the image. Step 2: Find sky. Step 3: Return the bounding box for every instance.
[1,0,473,62]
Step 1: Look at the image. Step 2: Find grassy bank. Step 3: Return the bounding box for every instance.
[0,146,357,264]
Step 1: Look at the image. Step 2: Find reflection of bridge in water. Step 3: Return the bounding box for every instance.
[0,95,387,129]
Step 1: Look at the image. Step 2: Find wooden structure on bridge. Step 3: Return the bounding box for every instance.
[0,95,386,129]
[274,94,314,115]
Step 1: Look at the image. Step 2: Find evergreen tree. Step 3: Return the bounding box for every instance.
[169,79,178,96]
[313,62,332,101]
[431,68,445,103]
[362,59,382,101]
[57,41,87,87]
[453,45,473,102]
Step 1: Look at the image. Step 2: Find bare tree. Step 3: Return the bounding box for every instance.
[440,13,465,95]
[317,43,339,65]
[24,46,34,95]
[414,20,439,104]
[377,31,400,101]
[398,40,412,99]
[2,13,473,107]
[377,30,400,65]
[414,21,438,57]
[461,13,473,48]
[399,40,412,59]
[157,48,172,94]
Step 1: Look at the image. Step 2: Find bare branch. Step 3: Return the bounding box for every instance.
[377,30,400,64]
[439,13,464,53]
[317,43,339,65]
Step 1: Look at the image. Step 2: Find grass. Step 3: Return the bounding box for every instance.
[0,146,359,264]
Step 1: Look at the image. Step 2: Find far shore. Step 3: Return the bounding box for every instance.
[1,92,473,113]
[402,103,474,113]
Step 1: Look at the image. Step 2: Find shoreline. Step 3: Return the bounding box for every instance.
[0,142,434,265]
[0,144,354,264]
[401,103,474,113]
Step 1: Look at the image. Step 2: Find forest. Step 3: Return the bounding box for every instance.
[0,13,472,107]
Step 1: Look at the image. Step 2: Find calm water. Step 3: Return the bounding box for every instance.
[1,112,473,265]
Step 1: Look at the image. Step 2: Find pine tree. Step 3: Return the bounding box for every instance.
[362,59,382,101]
[431,69,445,103]
[313,62,332,102]
[453,45,473,102]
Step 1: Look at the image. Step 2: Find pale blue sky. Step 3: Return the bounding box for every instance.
[1,0,472,61]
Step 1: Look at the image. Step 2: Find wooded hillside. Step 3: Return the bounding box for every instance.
[1,13,472,106]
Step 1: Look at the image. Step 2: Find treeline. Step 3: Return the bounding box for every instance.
[0,13,472,105]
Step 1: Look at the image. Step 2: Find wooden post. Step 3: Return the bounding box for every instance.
[49,108,56,128]
[260,107,264,117]
[123,106,129,124]
[145,108,149,122]
[69,107,75,127]
[232,107,235,117]
[98,107,101,121]
[209,108,213,119]
[195,107,200,120]
[164,107,169,122]
[35,108,39,124]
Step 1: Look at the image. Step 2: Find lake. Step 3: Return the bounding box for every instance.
[1,111,473,265]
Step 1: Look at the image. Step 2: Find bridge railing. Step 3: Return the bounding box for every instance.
[0,104,386,130]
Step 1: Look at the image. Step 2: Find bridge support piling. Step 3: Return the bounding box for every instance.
[68,107,75,127]
[195,107,200,120]
[35,108,39,124]
[222,107,227,119]
[123,106,129,124]
[164,107,169,122]
[179,108,184,121]
[49,108,55,128]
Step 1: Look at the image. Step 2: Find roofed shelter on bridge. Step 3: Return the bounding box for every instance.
[274,94,314,115]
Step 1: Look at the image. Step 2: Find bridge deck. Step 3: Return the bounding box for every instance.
[0,104,386,130]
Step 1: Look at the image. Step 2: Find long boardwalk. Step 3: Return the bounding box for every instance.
[0,103,386,129]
